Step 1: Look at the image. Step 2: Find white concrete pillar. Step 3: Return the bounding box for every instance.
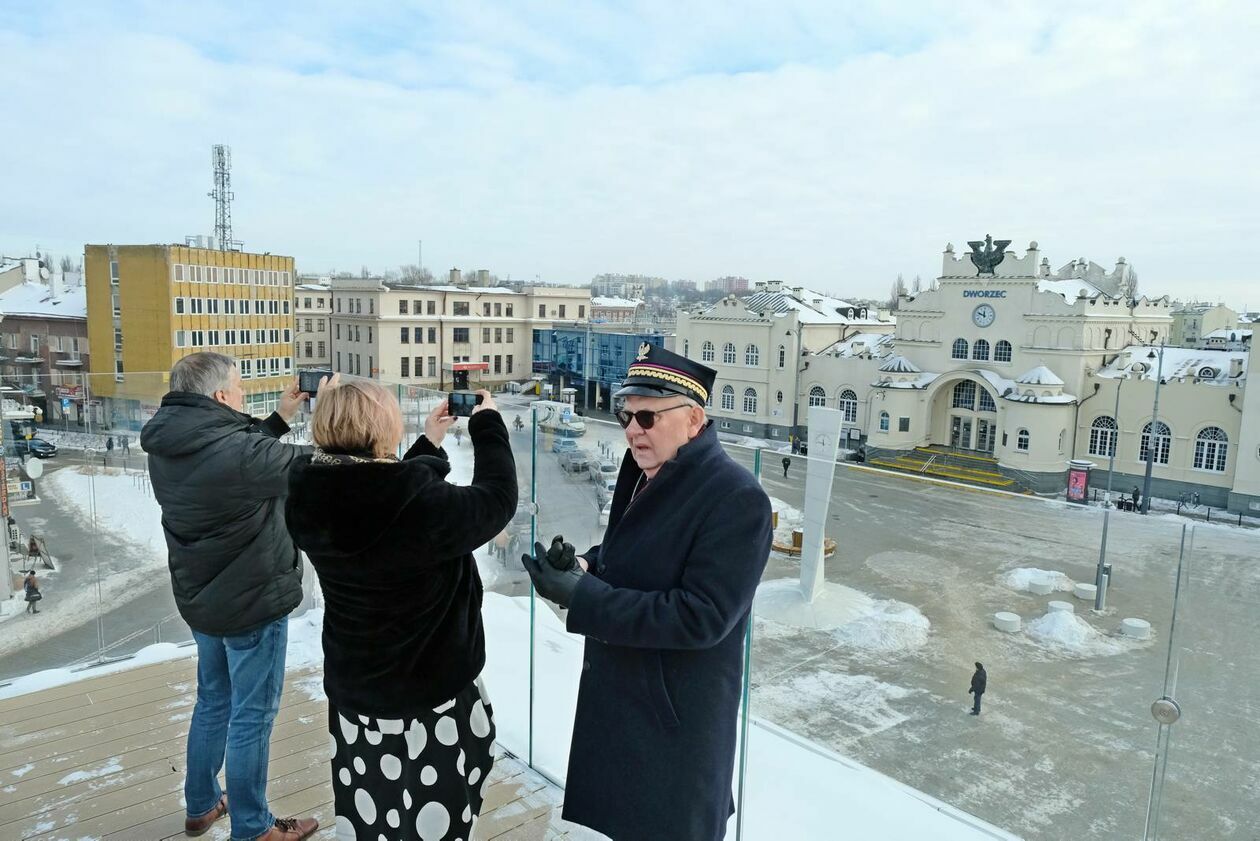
[800,407,843,604]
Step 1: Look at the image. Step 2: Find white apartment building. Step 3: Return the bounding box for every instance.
[675,282,895,442]
[329,275,590,389]
[294,281,332,371]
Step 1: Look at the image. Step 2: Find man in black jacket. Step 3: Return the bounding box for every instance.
[142,352,320,841]
[525,345,773,840]
[969,662,987,715]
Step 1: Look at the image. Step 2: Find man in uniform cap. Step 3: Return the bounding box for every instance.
[524,343,773,841]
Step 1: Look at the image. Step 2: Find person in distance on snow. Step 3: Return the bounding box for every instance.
[286,382,517,841]
[524,344,773,841]
[969,662,987,715]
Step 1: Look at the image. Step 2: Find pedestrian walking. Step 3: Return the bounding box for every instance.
[969,662,987,715]
[119,433,130,455]
[106,436,114,454]
[287,385,515,841]
[524,344,772,841]
[782,455,792,477]
[1132,486,1141,511]
[24,570,41,613]
[142,352,324,841]
[454,425,464,446]
[27,536,40,567]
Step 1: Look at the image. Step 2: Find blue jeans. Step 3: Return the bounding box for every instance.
[187,617,288,840]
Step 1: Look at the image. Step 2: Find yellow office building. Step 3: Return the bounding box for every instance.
[85,244,296,424]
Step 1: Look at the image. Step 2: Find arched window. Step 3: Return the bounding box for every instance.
[994,340,1012,362]
[745,344,759,366]
[742,388,758,414]
[1089,416,1118,457]
[777,345,786,368]
[1193,427,1228,471]
[973,339,990,361]
[978,390,997,412]
[952,380,976,410]
[952,338,969,360]
[879,411,890,432]
[683,340,689,358]
[838,389,858,423]
[808,386,827,407]
[722,342,737,364]
[720,385,735,411]
[1016,428,1030,451]
[702,341,715,362]
[1140,421,1172,465]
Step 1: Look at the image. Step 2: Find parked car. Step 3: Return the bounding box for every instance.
[588,459,618,483]
[551,437,580,454]
[595,476,617,507]
[13,438,57,459]
[559,449,591,473]
[598,500,612,527]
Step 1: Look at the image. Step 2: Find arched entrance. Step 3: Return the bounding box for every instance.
[929,375,1000,453]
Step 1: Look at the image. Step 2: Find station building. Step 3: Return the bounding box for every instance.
[683,238,1258,512]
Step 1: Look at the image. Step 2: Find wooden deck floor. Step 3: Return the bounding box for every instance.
[0,655,593,840]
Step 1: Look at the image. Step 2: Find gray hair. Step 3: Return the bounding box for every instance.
[170,352,238,397]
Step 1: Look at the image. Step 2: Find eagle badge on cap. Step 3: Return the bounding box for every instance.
[636,342,652,361]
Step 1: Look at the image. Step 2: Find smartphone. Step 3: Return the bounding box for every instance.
[448,391,483,418]
[299,369,332,398]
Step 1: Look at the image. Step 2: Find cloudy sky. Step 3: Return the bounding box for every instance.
[1,1,1256,305]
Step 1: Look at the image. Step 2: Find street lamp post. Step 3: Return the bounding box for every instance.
[1140,341,1167,514]
[1094,375,1124,611]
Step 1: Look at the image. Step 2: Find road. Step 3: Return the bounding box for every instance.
[4,401,1255,839]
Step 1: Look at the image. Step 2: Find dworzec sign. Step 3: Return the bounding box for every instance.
[963,290,1007,298]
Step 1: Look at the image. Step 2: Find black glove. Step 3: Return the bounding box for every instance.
[522,535,585,608]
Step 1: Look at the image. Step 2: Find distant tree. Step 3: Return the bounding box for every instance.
[888,274,908,310]
[60,255,77,273]
[396,264,435,284]
[911,275,922,295]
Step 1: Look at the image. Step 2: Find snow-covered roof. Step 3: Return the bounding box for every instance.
[818,332,896,358]
[0,281,86,320]
[592,296,642,308]
[740,286,887,325]
[872,371,940,389]
[1016,365,1064,386]
[1203,327,1251,340]
[0,260,22,274]
[878,355,921,373]
[1036,277,1108,302]
[295,283,330,291]
[1096,345,1247,384]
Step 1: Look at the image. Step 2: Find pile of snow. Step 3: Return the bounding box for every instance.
[1024,611,1137,657]
[756,579,929,654]
[829,600,931,654]
[1000,567,1074,593]
[44,467,165,558]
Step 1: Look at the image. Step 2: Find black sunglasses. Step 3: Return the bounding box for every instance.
[615,403,691,430]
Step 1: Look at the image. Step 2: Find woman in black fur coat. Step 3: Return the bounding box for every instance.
[287,382,517,841]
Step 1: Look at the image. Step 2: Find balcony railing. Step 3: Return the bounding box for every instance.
[0,370,1251,840]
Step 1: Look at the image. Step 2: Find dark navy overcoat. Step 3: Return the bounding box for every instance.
[563,422,772,840]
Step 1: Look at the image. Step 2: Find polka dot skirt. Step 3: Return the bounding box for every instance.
[328,676,496,841]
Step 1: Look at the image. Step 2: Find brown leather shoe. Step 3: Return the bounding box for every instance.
[255,816,319,840]
[184,794,228,836]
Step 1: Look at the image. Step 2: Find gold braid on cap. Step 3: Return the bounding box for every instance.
[625,364,709,402]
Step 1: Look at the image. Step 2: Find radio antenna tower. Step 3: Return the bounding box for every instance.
[207,144,239,250]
